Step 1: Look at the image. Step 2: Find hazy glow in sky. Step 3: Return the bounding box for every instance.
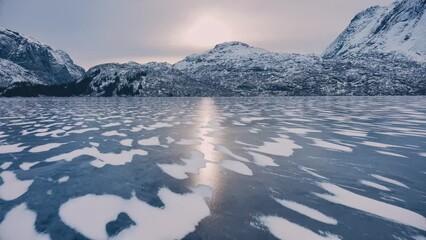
[0,0,393,69]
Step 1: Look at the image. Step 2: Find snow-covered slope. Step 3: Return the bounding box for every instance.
[323,0,426,62]
[0,58,42,87]
[0,28,84,87]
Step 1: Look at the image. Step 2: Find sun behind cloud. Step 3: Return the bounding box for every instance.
[183,15,235,48]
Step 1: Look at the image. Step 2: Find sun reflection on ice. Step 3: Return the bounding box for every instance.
[191,98,224,192]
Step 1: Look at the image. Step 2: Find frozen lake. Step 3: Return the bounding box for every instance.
[0,97,425,240]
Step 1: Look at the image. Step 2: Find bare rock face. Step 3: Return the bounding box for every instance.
[0,28,84,87]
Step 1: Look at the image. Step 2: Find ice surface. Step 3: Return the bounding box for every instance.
[216,145,249,162]
[0,171,33,201]
[220,160,253,176]
[275,198,338,225]
[0,97,425,239]
[299,166,328,180]
[260,216,341,240]
[59,188,209,240]
[0,204,50,240]
[315,183,426,231]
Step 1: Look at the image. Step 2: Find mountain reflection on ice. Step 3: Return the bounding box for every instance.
[0,96,425,240]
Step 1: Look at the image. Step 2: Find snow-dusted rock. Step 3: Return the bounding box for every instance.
[323,0,426,62]
[0,28,84,87]
[72,61,221,97]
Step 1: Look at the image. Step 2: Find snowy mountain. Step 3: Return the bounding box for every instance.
[323,0,426,62]
[174,41,426,96]
[0,28,84,87]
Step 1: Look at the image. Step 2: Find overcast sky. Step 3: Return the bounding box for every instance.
[0,0,393,69]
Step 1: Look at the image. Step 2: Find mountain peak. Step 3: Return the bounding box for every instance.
[213,41,251,50]
[323,0,426,62]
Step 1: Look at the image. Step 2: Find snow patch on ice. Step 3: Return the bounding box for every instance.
[120,139,133,147]
[311,138,352,152]
[59,188,209,240]
[158,151,206,179]
[45,147,147,168]
[315,182,426,231]
[241,117,268,123]
[101,122,121,128]
[58,176,69,183]
[0,203,50,240]
[176,138,201,145]
[371,174,409,189]
[299,166,328,180]
[334,130,367,137]
[29,143,65,153]
[362,141,398,148]
[0,162,12,170]
[0,171,33,201]
[220,160,253,176]
[137,137,160,146]
[260,216,341,240]
[376,150,407,158]
[102,131,127,137]
[275,198,338,225]
[19,162,40,171]
[360,180,391,191]
[248,135,302,157]
[280,127,321,135]
[248,151,278,167]
[0,143,27,154]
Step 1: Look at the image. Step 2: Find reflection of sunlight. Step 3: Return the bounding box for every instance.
[192,98,223,190]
